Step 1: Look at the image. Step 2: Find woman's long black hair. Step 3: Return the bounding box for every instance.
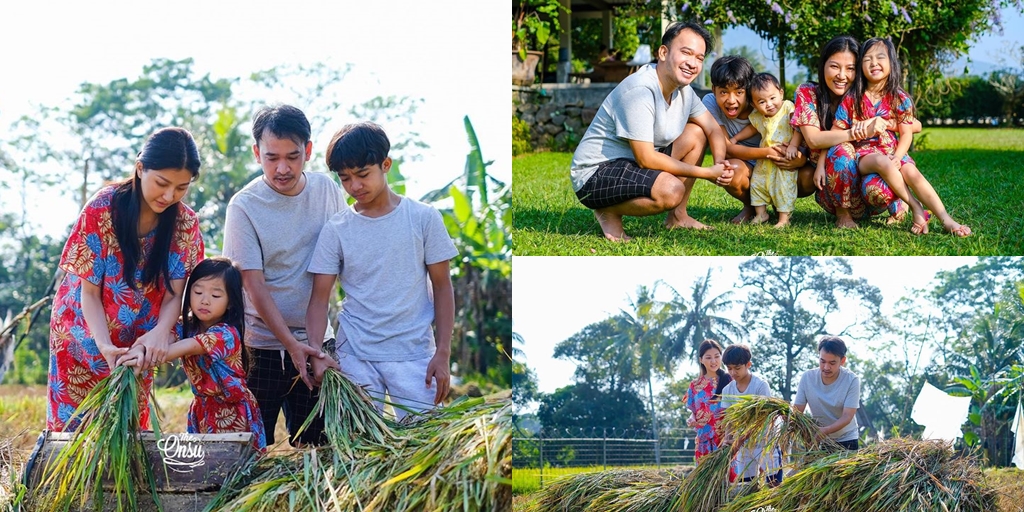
[181,256,249,372]
[851,37,913,123]
[815,35,860,131]
[697,339,732,397]
[111,127,200,292]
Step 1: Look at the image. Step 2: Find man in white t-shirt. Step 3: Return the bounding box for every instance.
[793,336,862,450]
[222,104,343,446]
[570,21,737,241]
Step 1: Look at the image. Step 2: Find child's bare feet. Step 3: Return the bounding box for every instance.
[774,212,791,229]
[773,220,790,229]
[941,218,972,237]
[731,206,754,224]
[594,211,631,242]
[750,212,770,225]
[910,210,929,235]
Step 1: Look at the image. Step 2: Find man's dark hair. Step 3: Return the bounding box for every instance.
[710,55,755,90]
[661,21,713,54]
[722,344,752,366]
[325,122,391,173]
[251,104,312,146]
[749,72,781,93]
[818,336,848,358]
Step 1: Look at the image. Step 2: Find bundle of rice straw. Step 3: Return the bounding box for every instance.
[1,437,25,512]
[723,438,997,512]
[33,365,163,512]
[206,369,511,512]
[525,468,685,512]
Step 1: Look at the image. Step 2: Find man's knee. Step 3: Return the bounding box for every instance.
[673,123,708,163]
[651,175,685,210]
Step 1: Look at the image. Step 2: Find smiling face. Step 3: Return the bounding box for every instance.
[136,166,193,216]
[823,50,858,97]
[861,42,891,86]
[190,275,229,329]
[713,83,748,119]
[700,347,722,375]
[658,28,706,88]
[253,133,312,196]
[751,84,784,117]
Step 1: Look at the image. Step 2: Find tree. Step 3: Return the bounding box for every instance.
[537,382,649,432]
[739,257,885,401]
[663,269,747,363]
[512,331,539,413]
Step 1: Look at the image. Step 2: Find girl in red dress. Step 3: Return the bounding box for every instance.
[47,127,203,431]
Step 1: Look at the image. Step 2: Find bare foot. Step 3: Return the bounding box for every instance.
[835,216,859,229]
[594,211,631,242]
[910,210,929,235]
[885,200,908,225]
[774,220,790,229]
[731,206,754,224]
[942,219,972,237]
[750,212,770,225]
[665,213,714,230]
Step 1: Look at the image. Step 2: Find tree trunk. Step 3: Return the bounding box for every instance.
[778,36,787,94]
[647,376,661,465]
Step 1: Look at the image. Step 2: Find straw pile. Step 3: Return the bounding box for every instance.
[206,369,511,512]
[0,437,25,512]
[31,365,163,512]
[524,468,685,512]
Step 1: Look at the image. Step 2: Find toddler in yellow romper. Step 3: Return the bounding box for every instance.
[729,73,803,228]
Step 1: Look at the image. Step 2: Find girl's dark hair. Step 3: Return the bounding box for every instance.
[112,127,200,291]
[714,368,732,397]
[697,339,723,376]
[181,256,249,372]
[852,37,912,122]
[749,72,781,94]
[815,35,860,130]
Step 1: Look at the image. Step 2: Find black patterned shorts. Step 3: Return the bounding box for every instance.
[575,145,672,210]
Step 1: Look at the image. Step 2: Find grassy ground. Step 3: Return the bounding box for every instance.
[512,464,687,495]
[511,465,1024,512]
[512,128,1024,255]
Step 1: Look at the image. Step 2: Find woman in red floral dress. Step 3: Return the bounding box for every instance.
[47,127,204,431]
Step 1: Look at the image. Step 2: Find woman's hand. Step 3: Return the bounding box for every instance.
[814,163,826,190]
[116,345,147,376]
[97,341,129,373]
[136,328,172,368]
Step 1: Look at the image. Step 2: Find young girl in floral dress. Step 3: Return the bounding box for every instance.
[123,257,266,451]
[685,339,732,464]
[833,37,971,237]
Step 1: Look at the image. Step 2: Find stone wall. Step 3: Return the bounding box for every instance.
[512,83,617,151]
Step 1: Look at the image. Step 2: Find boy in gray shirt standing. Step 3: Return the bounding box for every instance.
[305,122,457,420]
[793,336,861,450]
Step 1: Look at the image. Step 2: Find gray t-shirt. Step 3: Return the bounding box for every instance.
[307,197,458,362]
[701,93,760,169]
[793,367,861,442]
[570,63,708,191]
[222,172,344,349]
[721,374,780,479]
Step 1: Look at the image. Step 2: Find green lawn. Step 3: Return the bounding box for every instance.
[512,128,1024,255]
[513,464,688,495]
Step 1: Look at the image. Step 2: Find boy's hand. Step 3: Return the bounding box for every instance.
[286,340,328,391]
[310,356,339,387]
[425,351,451,405]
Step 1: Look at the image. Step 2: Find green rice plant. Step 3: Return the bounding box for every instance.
[293,369,396,455]
[33,365,164,512]
[525,468,686,512]
[673,446,734,512]
[723,438,998,512]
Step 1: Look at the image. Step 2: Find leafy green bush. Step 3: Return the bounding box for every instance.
[513,115,533,155]
[917,76,1003,121]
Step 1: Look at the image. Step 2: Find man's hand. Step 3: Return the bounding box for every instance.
[425,350,451,405]
[711,162,735,186]
[287,342,328,390]
[136,328,171,369]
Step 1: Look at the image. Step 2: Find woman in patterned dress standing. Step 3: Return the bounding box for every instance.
[47,127,204,431]
[685,339,732,463]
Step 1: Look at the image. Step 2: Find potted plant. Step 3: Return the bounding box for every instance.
[512,0,565,85]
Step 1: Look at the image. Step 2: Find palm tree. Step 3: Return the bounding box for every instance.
[664,269,747,362]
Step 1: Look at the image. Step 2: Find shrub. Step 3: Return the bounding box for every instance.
[513,115,533,156]
[917,76,1003,121]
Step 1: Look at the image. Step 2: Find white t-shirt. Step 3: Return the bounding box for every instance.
[793,367,861,442]
[222,172,344,349]
[570,63,708,191]
[721,373,781,479]
[307,197,458,362]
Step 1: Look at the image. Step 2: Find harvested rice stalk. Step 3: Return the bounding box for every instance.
[585,469,684,512]
[720,395,841,454]
[674,446,734,512]
[0,438,25,512]
[294,369,396,453]
[723,438,998,512]
[526,468,687,512]
[34,365,164,512]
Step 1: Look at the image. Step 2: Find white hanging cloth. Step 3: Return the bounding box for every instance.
[1011,399,1024,470]
[910,381,972,442]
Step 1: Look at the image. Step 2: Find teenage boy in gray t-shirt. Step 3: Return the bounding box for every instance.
[702,55,814,224]
[223,104,343,447]
[305,122,458,421]
[793,336,861,450]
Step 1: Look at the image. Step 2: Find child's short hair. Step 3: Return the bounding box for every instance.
[325,122,391,173]
[710,55,755,90]
[722,344,752,366]
[818,336,848,358]
[251,104,311,146]
[749,72,781,94]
